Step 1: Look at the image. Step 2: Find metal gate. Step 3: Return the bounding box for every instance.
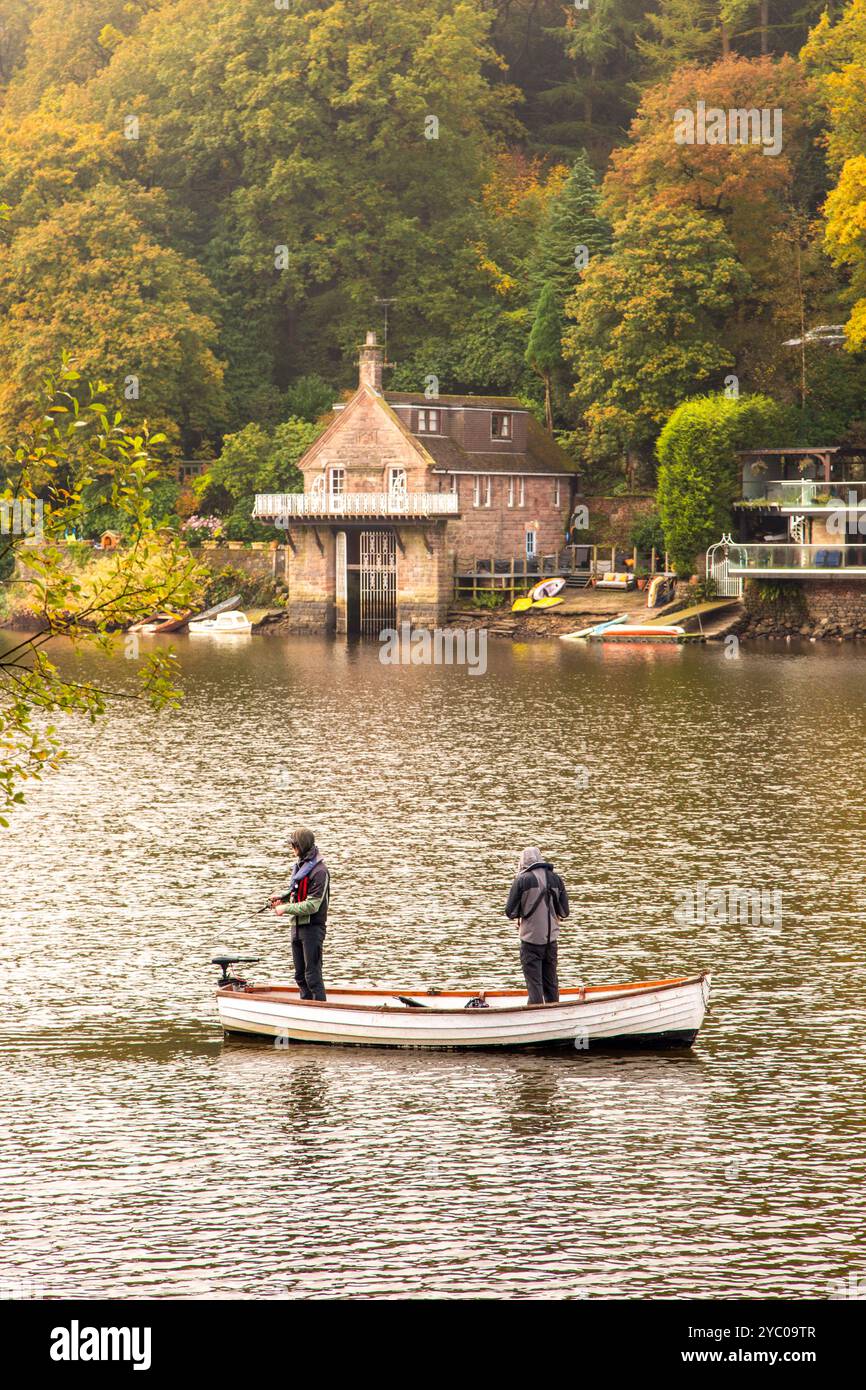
[360,529,396,635]
[706,534,744,597]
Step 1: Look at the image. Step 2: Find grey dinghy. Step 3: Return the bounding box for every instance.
[214,964,712,1050]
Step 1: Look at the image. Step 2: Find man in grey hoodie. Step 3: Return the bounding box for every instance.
[505,847,570,1004]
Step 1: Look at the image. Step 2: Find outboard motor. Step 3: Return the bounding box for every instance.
[211,955,259,990]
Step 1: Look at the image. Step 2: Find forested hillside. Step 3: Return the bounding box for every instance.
[1,0,865,485]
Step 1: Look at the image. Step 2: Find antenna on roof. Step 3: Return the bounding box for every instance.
[374,297,397,369]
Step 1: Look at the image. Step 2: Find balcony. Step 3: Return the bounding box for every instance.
[727,543,866,576]
[736,480,866,510]
[253,491,460,523]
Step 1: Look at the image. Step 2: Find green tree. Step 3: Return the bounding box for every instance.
[209,418,322,501]
[527,155,609,303]
[541,0,651,161]
[0,360,207,823]
[60,0,519,425]
[525,282,561,432]
[656,391,790,571]
[284,375,336,424]
[564,204,750,477]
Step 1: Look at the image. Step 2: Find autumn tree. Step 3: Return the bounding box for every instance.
[803,0,866,351]
[0,180,225,445]
[55,0,520,421]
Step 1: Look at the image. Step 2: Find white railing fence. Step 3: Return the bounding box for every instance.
[253,491,459,520]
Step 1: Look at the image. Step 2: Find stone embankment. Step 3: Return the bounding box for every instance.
[733,580,866,642]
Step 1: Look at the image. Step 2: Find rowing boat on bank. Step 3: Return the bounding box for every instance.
[214,968,711,1050]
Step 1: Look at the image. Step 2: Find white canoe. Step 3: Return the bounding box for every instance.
[216,973,711,1050]
[529,576,566,602]
[592,623,687,643]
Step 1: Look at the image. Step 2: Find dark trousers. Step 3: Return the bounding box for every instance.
[520,939,559,1004]
[292,924,327,1001]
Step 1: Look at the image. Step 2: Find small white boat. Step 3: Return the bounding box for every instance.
[188,610,253,636]
[214,969,711,1050]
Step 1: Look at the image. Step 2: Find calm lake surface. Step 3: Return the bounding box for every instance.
[1,631,865,1299]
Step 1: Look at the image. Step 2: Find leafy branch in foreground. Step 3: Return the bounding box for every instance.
[0,358,209,823]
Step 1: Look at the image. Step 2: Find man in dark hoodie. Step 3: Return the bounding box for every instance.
[505,846,570,1004]
[270,828,330,1001]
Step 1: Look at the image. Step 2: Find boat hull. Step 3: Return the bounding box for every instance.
[216,974,710,1051]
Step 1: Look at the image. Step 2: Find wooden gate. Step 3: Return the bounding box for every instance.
[360,529,396,635]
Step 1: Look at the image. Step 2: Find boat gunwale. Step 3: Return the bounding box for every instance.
[217,972,709,1016]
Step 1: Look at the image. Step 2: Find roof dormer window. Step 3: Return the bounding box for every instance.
[491,412,512,441]
[417,408,440,434]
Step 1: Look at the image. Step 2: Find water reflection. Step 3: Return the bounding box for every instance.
[1,633,864,1297]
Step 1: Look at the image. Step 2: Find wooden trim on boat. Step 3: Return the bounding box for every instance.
[217,973,708,1016]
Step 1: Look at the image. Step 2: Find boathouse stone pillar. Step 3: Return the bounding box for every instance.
[396,524,452,628]
[285,528,336,632]
[335,531,348,635]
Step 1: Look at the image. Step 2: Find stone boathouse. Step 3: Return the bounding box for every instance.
[253,332,577,634]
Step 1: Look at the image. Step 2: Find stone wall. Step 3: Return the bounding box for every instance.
[284,529,336,631]
[450,474,572,567]
[396,524,451,627]
[199,541,287,579]
[579,494,657,548]
[736,578,866,640]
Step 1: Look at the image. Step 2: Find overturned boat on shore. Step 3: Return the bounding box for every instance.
[213,963,711,1051]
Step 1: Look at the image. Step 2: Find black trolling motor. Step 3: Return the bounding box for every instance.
[211,955,260,989]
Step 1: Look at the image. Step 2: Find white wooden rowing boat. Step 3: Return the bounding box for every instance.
[215,972,711,1050]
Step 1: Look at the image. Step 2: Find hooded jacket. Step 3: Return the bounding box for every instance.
[278,847,330,937]
[504,847,569,944]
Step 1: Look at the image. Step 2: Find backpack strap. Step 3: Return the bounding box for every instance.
[520,870,554,923]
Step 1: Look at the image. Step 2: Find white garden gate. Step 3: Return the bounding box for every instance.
[706,534,744,597]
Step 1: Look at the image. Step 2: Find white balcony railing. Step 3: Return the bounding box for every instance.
[739,479,866,507]
[727,543,866,574]
[253,491,459,522]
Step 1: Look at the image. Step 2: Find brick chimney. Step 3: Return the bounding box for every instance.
[358,330,383,392]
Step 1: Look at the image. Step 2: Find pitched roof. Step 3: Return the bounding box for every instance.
[387,396,576,476]
[385,391,525,409]
[297,388,576,477]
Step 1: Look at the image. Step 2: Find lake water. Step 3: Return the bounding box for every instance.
[1,632,864,1299]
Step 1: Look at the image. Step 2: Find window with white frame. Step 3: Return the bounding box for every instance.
[554,479,561,507]
[525,530,536,558]
[507,477,514,508]
[388,467,407,496]
[473,475,492,508]
[329,467,345,496]
[491,412,512,440]
[517,477,525,507]
[417,408,440,433]
[448,474,458,495]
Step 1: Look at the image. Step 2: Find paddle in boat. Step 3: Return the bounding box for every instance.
[212,958,711,1051]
